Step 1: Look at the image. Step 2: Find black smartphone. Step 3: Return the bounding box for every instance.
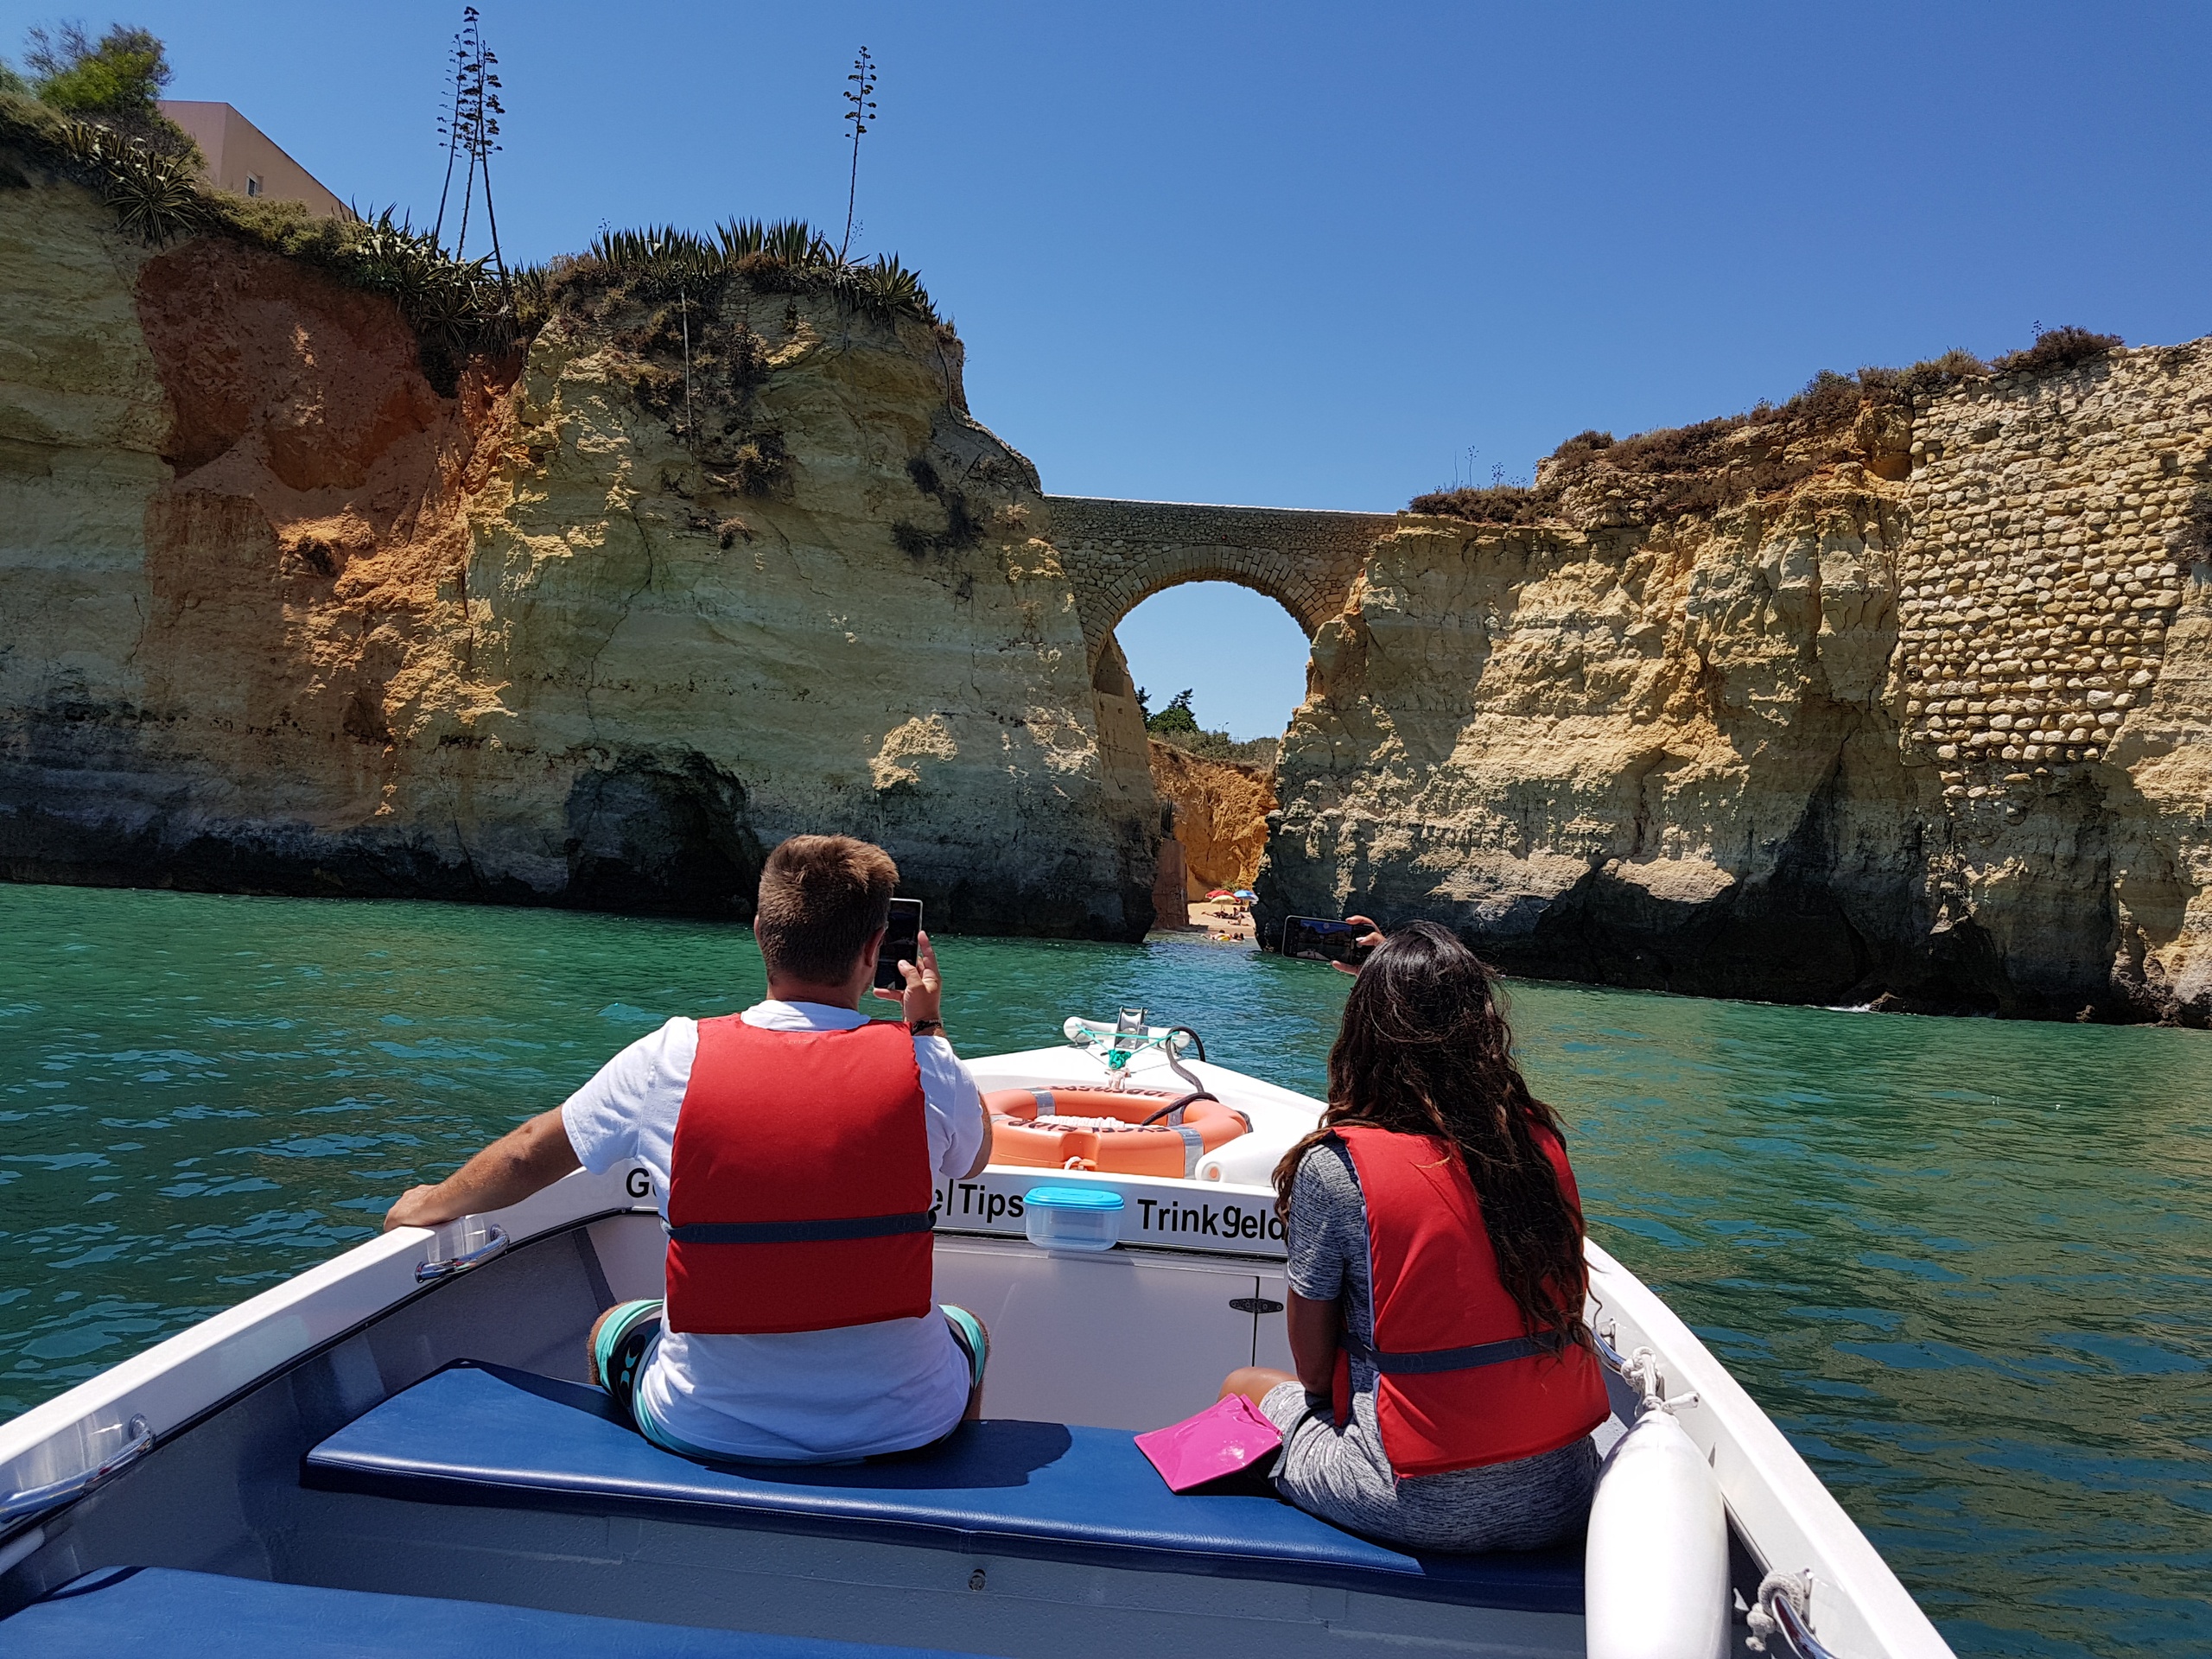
[874,898,924,991]
[1281,915,1373,967]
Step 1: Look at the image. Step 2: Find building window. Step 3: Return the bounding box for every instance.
[245,175,263,197]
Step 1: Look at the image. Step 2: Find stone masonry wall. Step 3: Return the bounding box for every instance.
[1898,357,2197,783]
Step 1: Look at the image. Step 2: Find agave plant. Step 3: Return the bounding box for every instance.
[103,146,201,245]
[760,219,817,269]
[855,254,934,322]
[573,213,938,328]
[58,120,202,246]
[715,219,766,261]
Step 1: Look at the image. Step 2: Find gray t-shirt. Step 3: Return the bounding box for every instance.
[1283,1137,1384,1391]
[1260,1137,1599,1553]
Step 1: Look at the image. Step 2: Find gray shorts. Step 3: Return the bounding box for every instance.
[1260,1381,1599,1554]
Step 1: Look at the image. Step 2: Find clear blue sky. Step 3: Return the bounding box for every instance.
[11,1,2209,737]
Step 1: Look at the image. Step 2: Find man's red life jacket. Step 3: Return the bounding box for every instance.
[663,1016,936,1335]
[1331,1122,1609,1477]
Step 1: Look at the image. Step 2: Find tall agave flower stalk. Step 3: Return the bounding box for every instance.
[839,47,876,263]
[433,6,506,279]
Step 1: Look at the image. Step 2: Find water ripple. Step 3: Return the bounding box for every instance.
[0,884,2203,1656]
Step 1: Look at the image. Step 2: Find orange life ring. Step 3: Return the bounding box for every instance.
[983,1086,1249,1179]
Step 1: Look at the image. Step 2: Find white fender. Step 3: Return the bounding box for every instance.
[1586,1408,1731,1659]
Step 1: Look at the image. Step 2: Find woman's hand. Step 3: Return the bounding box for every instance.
[1333,915,1385,976]
[875,927,943,1027]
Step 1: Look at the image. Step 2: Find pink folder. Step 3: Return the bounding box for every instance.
[1135,1394,1284,1492]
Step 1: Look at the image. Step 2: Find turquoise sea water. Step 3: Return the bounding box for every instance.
[0,883,2205,1656]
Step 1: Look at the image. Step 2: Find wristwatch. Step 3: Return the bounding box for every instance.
[907,1019,946,1038]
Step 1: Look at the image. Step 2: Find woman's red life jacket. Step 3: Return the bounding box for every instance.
[1330,1122,1609,1477]
[663,1016,936,1335]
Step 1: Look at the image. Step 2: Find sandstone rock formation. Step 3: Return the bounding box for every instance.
[1148,739,1275,894]
[13,123,2212,1023]
[0,154,1158,935]
[1262,346,2212,1022]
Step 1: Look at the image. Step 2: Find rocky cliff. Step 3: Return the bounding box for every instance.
[1262,344,2212,1022]
[0,151,1159,934]
[14,120,2212,1020]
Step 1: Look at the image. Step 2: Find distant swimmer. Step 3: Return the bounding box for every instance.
[1218,921,1609,1552]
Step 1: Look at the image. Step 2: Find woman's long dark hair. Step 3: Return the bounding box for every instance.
[1274,921,1588,1353]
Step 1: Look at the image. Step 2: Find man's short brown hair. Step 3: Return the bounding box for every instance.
[753,835,899,983]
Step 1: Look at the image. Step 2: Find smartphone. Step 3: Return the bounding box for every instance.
[874,898,924,991]
[1281,915,1374,967]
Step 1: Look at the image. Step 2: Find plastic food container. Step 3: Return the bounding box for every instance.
[1023,1185,1125,1254]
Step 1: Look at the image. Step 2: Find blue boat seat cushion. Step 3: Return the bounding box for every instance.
[0,1566,991,1658]
[302,1362,1582,1614]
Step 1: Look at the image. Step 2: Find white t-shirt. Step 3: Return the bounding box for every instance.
[560,1001,986,1461]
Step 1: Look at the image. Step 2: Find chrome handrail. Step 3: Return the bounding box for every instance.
[1748,1570,1840,1659]
[415,1224,510,1284]
[0,1414,153,1528]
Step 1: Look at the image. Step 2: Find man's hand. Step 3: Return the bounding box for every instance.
[1333,915,1385,976]
[381,1108,581,1232]
[384,1183,453,1232]
[874,927,943,1027]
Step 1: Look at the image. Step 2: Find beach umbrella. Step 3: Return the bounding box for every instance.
[1233,889,1256,901]
[1206,889,1233,899]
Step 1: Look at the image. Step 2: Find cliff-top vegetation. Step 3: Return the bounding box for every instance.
[1142,690,1281,769]
[1,19,194,156]
[0,20,948,398]
[1412,327,2125,529]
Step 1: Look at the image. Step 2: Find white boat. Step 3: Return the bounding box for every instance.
[0,1014,1952,1658]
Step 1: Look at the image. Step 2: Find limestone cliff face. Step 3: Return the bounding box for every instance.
[1147,740,1275,894]
[16,138,2212,1015]
[0,161,1158,934]
[1264,346,2212,1021]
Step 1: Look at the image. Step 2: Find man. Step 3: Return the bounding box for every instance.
[385,835,993,1463]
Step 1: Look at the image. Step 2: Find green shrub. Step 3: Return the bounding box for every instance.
[1989,327,2123,378]
[1152,725,1280,768]
[22,22,194,158]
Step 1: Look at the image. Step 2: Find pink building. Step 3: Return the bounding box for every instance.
[157,100,347,219]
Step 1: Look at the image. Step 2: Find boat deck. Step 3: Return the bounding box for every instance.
[0,1214,1612,1658]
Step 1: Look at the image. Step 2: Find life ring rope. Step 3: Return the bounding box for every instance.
[984,1085,1248,1179]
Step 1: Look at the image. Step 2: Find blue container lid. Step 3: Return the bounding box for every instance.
[1024,1185,1125,1211]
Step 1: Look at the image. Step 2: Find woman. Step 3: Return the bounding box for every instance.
[1221,921,1609,1552]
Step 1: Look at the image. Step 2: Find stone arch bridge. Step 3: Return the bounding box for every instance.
[1042,496,1397,666]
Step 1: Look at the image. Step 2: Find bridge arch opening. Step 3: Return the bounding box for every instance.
[1112,580,1307,926]
[1116,580,1311,757]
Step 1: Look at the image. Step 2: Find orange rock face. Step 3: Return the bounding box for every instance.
[130,238,517,836]
[1147,740,1275,895]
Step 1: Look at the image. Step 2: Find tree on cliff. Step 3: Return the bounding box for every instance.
[14,22,194,157]
[1146,689,1200,735]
